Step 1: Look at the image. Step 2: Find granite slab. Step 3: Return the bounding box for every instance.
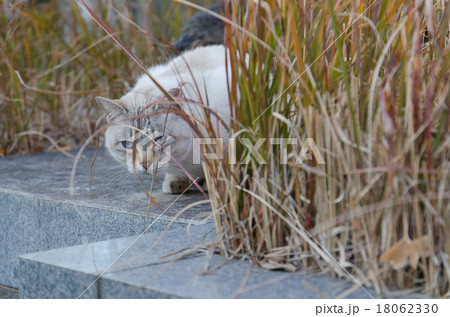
[0,148,211,288]
[19,225,381,299]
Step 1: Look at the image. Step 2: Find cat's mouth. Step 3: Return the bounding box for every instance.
[127,160,168,175]
[127,165,147,174]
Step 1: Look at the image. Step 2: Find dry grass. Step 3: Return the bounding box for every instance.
[0,0,214,156]
[202,0,450,297]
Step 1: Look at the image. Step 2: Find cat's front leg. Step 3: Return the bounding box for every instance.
[162,174,191,194]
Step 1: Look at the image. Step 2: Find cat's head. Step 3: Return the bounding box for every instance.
[96,92,196,176]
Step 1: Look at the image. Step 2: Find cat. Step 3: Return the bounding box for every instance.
[174,1,229,52]
[96,45,231,194]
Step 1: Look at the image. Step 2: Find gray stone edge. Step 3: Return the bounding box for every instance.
[0,187,206,226]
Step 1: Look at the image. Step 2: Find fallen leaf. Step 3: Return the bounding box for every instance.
[194,212,212,219]
[379,235,433,270]
[261,261,297,272]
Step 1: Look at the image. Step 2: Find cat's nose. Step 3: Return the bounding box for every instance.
[141,162,148,170]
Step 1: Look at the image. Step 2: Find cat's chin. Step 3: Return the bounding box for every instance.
[126,166,169,176]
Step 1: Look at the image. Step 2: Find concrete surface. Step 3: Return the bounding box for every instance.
[0,148,211,288]
[20,225,379,299]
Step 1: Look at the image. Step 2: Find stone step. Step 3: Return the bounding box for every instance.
[20,224,381,299]
[0,148,210,288]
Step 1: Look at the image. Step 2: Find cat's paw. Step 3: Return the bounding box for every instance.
[188,178,208,192]
[162,174,190,194]
[198,178,209,192]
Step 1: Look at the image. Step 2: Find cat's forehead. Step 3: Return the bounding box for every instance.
[121,91,156,106]
[130,126,154,135]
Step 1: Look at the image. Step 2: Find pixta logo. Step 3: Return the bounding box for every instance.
[193,138,325,165]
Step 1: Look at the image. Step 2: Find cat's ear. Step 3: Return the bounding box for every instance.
[155,88,182,111]
[95,96,128,122]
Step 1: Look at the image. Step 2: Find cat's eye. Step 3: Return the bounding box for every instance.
[121,141,134,149]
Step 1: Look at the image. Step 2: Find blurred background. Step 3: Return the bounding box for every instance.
[0,0,216,156]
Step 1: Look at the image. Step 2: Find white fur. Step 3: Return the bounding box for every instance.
[125,45,231,131]
[98,45,231,194]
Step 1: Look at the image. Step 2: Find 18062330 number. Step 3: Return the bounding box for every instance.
[376,304,438,314]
